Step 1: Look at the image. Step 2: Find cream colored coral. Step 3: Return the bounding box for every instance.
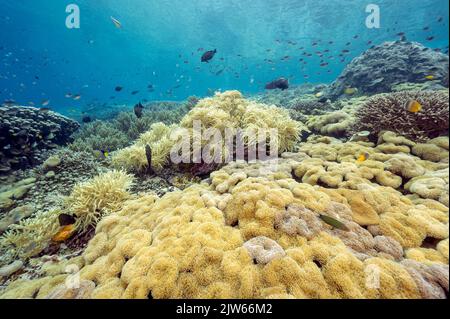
[113,91,305,173]
[1,132,448,300]
[65,170,134,231]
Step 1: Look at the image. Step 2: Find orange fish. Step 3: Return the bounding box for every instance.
[52,224,76,242]
[406,100,422,113]
[356,152,370,162]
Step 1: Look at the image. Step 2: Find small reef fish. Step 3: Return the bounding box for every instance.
[134,102,144,118]
[425,75,435,80]
[39,107,51,113]
[115,86,123,92]
[131,90,140,95]
[73,94,81,100]
[82,115,92,123]
[59,213,76,226]
[315,92,324,98]
[111,16,122,29]
[265,77,289,91]
[65,93,73,98]
[145,144,155,175]
[201,49,217,63]
[41,99,50,106]
[93,149,109,160]
[406,100,422,113]
[356,152,370,163]
[344,87,358,95]
[52,224,76,242]
[319,214,350,231]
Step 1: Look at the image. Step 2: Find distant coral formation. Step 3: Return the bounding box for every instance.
[1,132,448,299]
[327,41,449,99]
[0,106,79,174]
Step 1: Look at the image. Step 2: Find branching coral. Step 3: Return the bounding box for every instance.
[0,209,62,261]
[0,170,134,265]
[64,170,134,231]
[70,120,129,153]
[351,90,449,142]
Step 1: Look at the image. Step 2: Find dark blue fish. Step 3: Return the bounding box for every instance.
[201,49,217,63]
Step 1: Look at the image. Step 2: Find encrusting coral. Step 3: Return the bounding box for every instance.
[1,132,448,300]
[306,96,368,137]
[112,91,305,173]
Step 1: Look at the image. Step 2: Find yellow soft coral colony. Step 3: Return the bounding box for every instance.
[112,91,305,173]
[3,151,448,299]
[1,130,448,299]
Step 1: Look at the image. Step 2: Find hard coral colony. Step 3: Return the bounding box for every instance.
[0,1,449,302]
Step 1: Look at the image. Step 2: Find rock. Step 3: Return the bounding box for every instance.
[46,280,96,299]
[43,155,61,171]
[0,197,14,210]
[0,177,36,203]
[0,205,35,233]
[0,260,23,277]
[327,41,449,100]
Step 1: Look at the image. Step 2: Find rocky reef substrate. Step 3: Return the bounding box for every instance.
[326,41,449,100]
[0,106,80,174]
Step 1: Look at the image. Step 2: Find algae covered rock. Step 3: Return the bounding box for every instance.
[0,205,34,233]
[0,260,23,277]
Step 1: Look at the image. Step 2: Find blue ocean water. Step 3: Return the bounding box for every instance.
[0,0,448,116]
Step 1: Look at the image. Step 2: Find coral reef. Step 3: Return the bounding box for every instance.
[306,96,368,137]
[351,90,449,142]
[1,131,448,299]
[0,106,80,174]
[64,170,134,231]
[0,170,133,267]
[113,91,305,173]
[69,121,129,154]
[326,41,449,99]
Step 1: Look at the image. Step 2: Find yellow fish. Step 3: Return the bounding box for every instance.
[315,92,324,98]
[111,16,122,28]
[356,152,370,162]
[52,224,76,242]
[344,87,358,95]
[425,75,435,80]
[406,100,422,113]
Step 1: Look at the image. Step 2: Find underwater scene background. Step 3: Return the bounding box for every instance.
[0,0,449,300]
